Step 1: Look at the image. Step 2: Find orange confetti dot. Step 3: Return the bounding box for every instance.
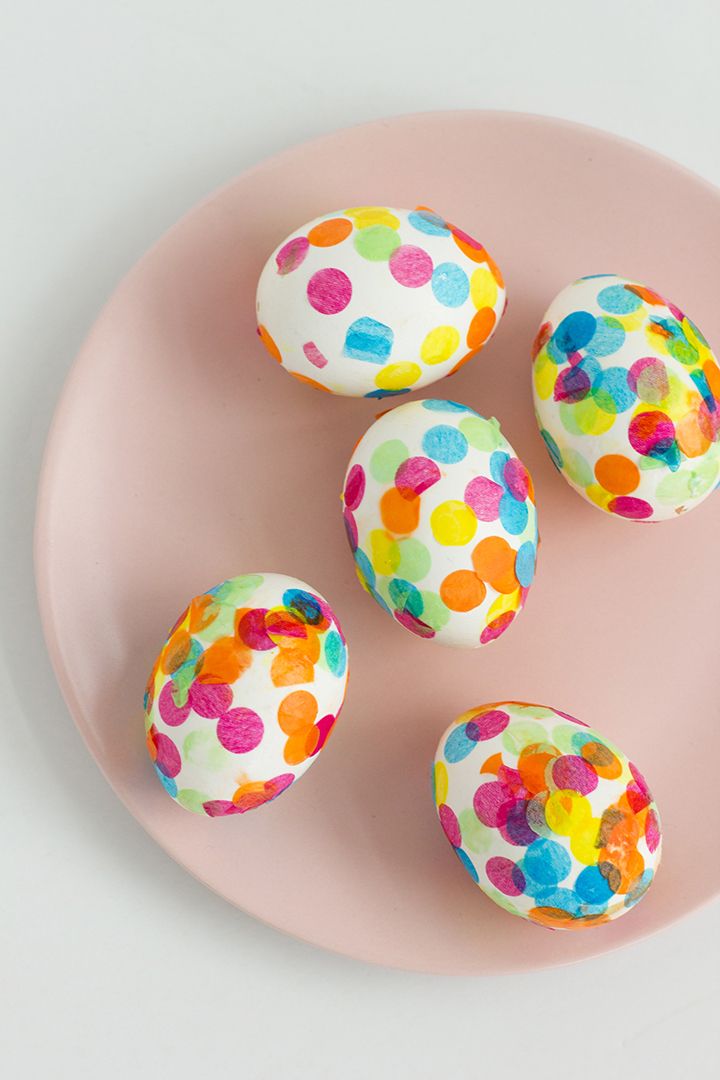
[290,371,332,392]
[258,324,282,363]
[278,690,318,735]
[467,306,497,350]
[440,569,486,612]
[308,217,353,246]
[472,536,518,593]
[447,348,480,376]
[594,454,640,495]
[161,630,191,675]
[703,359,720,403]
[196,636,251,685]
[676,408,711,458]
[271,649,314,687]
[380,487,420,534]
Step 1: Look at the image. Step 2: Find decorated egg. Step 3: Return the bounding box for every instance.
[433,702,662,929]
[342,399,538,647]
[144,573,348,816]
[533,274,720,521]
[256,206,506,397]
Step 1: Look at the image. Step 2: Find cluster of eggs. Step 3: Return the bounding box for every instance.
[140,206,720,932]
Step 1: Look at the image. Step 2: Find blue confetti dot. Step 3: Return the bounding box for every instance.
[408,209,450,236]
[534,887,582,916]
[455,847,479,883]
[283,588,323,624]
[155,766,177,798]
[422,399,472,413]
[324,630,347,678]
[444,725,476,763]
[343,317,394,363]
[553,311,596,354]
[592,366,636,414]
[575,865,614,905]
[540,429,563,470]
[431,262,469,308]
[354,548,375,589]
[521,839,572,887]
[598,284,642,315]
[586,315,625,357]
[499,492,529,535]
[625,869,654,907]
[422,424,468,464]
[515,541,536,587]
[388,578,424,617]
[490,450,510,485]
[364,387,410,399]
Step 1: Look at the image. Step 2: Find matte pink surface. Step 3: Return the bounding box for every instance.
[35,112,720,974]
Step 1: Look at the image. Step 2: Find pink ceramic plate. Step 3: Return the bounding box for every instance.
[35,112,720,974]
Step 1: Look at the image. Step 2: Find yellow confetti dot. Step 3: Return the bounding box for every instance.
[533,351,557,400]
[470,267,498,311]
[420,325,461,365]
[369,529,401,575]
[375,362,422,391]
[344,206,400,230]
[486,588,522,622]
[430,501,477,546]
[544,790,591,836]
[434,761,448,806]
[585,483,613,510]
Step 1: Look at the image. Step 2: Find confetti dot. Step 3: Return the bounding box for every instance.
[375,362,421,390]
[307,217,353,247]
[431,262,469,307]
[276,236,309,275]
[354,224,401,261]
[420,325,461,365]
[389,244,433,287]
[343,317,393,363]
[307,268,352,314]
[430,501,477,546]
[440,570,486,612]
[422,424,468,464]
[217,708,264,754]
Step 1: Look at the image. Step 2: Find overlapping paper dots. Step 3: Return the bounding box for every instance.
[533,274,720,521]
[144,573,348,816]
[256,206,506,397]
[433,702,662,928]
[342,399,538,647]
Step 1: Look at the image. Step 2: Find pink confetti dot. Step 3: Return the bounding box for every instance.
[302,341,328,368]
[276,236,309,275]
[486,856,525,897]
[189,681,233,718]
[389,245,433,288]
[464,476,503,521]
[158,681,191,727]
[395,456,441,496]
[307,268,352,314]
[438,803,462,847]
[217,708,264,754]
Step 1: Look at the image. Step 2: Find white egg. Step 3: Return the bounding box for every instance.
[433,701,662,928]
[533,274,720,521]
[144,573,348,816]
[256,206,506,397]
[342,399,538,648]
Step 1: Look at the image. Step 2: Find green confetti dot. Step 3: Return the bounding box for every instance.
[562,447,593,488]
[418,591,451,630]
[458,808,491,854]
[353,224,401,261]
[459,415,503,451]
[397,538,432,582]
[182,729,233,772]
[370,439,409,483]
[176,788,211,815]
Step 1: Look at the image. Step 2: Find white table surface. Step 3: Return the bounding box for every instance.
[3,2,719,1076]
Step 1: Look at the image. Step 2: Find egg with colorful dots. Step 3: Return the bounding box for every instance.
[533,275,720,521]
[342,399,538,647]
[433,702,662,928]
[143,573,348,816]
[256,206,506,397]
